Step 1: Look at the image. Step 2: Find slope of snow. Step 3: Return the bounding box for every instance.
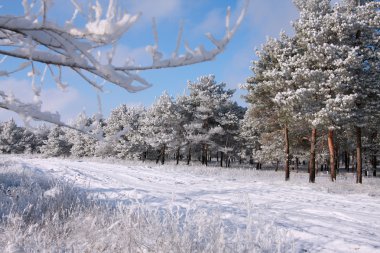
[2,155,380,253]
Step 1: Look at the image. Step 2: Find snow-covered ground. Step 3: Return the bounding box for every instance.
[2,155,380,253]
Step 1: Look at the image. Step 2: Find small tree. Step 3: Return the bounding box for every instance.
[140,92,179,164]
[40,126,71,157]
[0,119,24,153]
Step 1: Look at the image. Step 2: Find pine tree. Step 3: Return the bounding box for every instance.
[0,119,24,154]
[184,75,236,166]
[244,34,299,180]
[40,126,71,157]
[106,105,146,160]
[140,92,179,164]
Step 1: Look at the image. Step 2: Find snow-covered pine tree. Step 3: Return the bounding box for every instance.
[68,112,97,157]
[184,75,235,166]
[40,126,71,157]
[171,96,190,165]
[244,34,299,180]
[214,101,246,167]
[0,119,24,153]
[176,94,197,165]
[140,91,179,164]
[289,0,339,182]
[18,128,38,154]
[336,0,380,183]
[239,107,261,166]
[292,0,380,183]
[105,105,146,159]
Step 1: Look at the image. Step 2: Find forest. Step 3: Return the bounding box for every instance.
[1,0,379,185]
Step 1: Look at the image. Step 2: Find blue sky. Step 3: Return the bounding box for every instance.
[0,0,300,124]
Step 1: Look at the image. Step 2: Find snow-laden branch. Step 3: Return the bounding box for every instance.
[0,0,249,129]
[0,91,106,140]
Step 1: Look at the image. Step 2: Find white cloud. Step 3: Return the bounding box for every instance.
[247,0,298,36]
[128,0,182,20]
[191,8,225,38]
[110,45,151,67]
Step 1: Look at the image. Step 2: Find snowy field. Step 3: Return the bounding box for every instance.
[1,155,380,253]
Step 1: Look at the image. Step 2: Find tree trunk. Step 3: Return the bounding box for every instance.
[275,160,279,172]
[328,129,336,182]
[295,157,299,173]
[284,125,290,181]
[187,146,191,165]
[176,147,180,165]
[201,144,208,166]
[161,145,166,165]
[372,131,377,177]
[309,128,317,183]
[356,126,362,184]
[344,150,350,172]
[316,159,318,175]
[373,155,377,177]
[220,151,224,167]
[156,150,160,164]
[351,150,356,173]
[335,145,339,175]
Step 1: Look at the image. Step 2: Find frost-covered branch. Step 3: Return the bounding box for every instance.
[0,0,249,127]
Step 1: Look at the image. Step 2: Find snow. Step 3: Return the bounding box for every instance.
[2,155,380,252]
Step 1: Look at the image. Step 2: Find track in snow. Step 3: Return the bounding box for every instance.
[3,156,380,253]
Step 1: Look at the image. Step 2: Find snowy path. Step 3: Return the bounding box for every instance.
[3,156,380,253]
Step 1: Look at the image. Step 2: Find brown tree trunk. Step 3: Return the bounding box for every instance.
[295,157,299,173]
[309,128,317,183]
[356,126,362,184]
[316,159,318,175]
[284,125,290,181]
[328,129,336,182]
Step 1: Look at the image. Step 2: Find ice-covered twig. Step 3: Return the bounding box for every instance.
[0,0,249,126]
[0,91,105,139]
[144,0,249,71]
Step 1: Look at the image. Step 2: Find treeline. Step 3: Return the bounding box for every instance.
[0,75,247,167]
